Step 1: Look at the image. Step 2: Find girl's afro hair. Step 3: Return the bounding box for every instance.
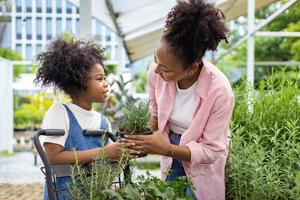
[34,37,106,98]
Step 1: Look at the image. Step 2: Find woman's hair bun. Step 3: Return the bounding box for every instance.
[163,0,229,68]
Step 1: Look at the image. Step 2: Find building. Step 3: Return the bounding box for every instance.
[0,0,129,71]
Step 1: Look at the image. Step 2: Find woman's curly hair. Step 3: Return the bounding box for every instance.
[34,37,106,98]
[163,0,228,68]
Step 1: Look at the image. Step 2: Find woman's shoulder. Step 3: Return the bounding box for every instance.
[203,60,229,82]
[202,60,233,97]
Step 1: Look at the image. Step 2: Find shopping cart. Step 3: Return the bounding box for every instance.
[33,129,131,200]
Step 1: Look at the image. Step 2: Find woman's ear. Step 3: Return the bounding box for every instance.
[189,62,199,75]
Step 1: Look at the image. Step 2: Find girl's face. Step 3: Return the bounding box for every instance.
[85,63,110,103]
[154,40,189,82]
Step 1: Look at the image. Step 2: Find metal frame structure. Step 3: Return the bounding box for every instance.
[80,0,283,62]
[216,0,300,85]
[0,58,13,153]
[79,0,299,84]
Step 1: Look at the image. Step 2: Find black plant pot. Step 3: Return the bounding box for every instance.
[118,128,153,158]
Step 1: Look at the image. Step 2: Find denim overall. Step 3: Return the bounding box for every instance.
[166,130,197,200]
[44,104,109,200]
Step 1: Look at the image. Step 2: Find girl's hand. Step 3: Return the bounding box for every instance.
[121,130,170,156]
[104,142,139,161]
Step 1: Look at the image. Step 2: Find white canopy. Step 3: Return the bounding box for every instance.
[96,0,277,62]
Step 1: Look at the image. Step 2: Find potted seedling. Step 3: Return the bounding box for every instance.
[118,99,152,157]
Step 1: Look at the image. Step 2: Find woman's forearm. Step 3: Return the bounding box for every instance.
[167,144,191,162]
[150,115,158,131]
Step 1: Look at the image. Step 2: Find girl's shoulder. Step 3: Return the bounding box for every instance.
[41,103,69,131]
[45,103,67,117]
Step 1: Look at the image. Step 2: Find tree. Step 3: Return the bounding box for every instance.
[0,48,24,79]
[220,2,300,82]
[134,70,147,93]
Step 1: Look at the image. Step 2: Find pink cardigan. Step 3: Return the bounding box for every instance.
[147,60,234,200]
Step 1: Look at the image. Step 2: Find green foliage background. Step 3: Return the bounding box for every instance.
[226,73,300,200]
[219,2,300,82]
[0,48,24,79]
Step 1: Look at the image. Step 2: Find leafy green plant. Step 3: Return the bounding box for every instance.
[69,148,192,200]
[294,171,300,198]
[219,2,300,83]
[106,64,118,75]
[14,93,53,130]
[135,161,160,170]
[105,172,193,200]
[226,72,300,200]
[134,70,147,93]
[0,48,24,79]
[120,100,151,134]
[0,150,15,157]
[69,148,131,200]
[14,104,44,129]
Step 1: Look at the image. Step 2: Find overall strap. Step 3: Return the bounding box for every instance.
[100,115,109,130]
[62,104,81,127]
[51,104,80,177]
[100,115,110,145]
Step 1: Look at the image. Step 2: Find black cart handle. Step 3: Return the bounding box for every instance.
[83,129,117,142]
[33,129,65,200]
[35,129,65,137]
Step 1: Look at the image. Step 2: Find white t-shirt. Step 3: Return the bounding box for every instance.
[169,81,197,134]
[40,103,111,147]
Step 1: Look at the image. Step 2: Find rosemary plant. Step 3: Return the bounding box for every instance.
[226,71,300,200]
[68,148,131,200]
[120,100,151,134]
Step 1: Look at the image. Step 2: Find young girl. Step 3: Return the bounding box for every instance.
[123,0,234,199]
[34,38,136,200]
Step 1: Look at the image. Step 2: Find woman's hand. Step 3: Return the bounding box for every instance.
[121,130,170,156]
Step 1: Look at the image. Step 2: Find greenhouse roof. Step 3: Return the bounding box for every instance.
[89,0,277,62]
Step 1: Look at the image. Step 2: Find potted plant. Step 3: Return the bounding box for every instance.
[119,99,152,135]
[118,99,152,157]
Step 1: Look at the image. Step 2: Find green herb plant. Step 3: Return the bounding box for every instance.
[103,172,194,200]
[68,147,131,200]
[120,100,151,135]
[226,71,300,200]
[69,152,194,200]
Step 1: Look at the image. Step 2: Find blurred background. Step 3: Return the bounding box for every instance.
[0,0,299,199]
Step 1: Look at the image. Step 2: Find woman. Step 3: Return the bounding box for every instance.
[123,0,234,199]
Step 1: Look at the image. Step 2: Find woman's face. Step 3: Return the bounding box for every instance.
[85,63,110,103]
[154,40,188,82]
